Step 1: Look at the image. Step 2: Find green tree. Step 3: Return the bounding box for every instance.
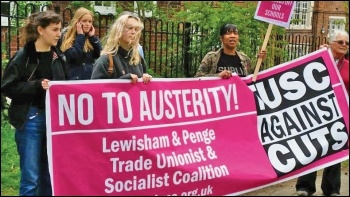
[113,1,171,18]
[108,1,288,76]
[343,1,349,32]
[67,1,94,11]
[171,1,287,70]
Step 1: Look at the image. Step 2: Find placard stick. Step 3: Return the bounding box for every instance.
[252,23,273,82]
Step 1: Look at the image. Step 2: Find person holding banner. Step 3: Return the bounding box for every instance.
[91,12,152,83]
[60,7,102,80]
[194,23,267,78]
[319,30,349,94]
[1,11,68,196]
[296,29,349,197]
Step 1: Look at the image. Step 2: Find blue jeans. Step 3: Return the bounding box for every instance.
[15,106,52,196]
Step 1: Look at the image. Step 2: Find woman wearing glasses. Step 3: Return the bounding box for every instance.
[91,12,152,84]
[318,30,349,94]
[328,30,349,95]
[296,29,349,197]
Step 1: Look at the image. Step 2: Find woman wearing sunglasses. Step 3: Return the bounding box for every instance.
[296,29,349,197]
[328,30,349,95]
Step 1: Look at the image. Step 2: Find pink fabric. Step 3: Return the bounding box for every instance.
[338,58,349,94]
[254,1,295,28]
[46,49,349,196]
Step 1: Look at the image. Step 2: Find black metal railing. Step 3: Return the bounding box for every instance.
[1,2,330,78]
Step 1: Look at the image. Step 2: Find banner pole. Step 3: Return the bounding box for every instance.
[252,23,273,82]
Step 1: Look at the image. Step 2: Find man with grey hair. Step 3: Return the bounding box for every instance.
[296,29,349,196]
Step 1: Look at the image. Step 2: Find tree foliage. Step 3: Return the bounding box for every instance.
[67,1,94,12]
[12,1,52,17]
[344,1,349,32]
[3,1,52,33]
[112,1,288,72]
[170,1,287,69]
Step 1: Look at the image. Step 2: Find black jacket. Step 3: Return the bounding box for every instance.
[1,41,68,129]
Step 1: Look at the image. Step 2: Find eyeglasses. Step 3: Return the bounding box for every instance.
[124,25,141,32]
[332,40,349,46]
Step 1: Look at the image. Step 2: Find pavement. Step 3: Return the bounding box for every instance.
[240,164,349,196]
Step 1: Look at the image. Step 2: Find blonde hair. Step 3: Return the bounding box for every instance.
[60,7,94,52]
[101,12,144,66]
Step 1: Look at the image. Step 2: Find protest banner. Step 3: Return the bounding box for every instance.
[254,1,295,28]
[46,48,348,196]
[243,47,349,179]
[252,1,296,82]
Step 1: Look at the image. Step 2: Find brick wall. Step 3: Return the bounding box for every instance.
[1,1,183,59]
[51,1,70,13]
[316,1,349,38]
[1,28,21,58]
[288,1,349,40]
[2,1,71,59]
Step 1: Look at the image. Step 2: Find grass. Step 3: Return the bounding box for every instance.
[1,120,19,196]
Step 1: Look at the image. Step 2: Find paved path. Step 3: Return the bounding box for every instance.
[240,164,349,196]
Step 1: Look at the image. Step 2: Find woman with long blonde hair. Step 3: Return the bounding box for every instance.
[60,7,102,80]
[91,11,152,84]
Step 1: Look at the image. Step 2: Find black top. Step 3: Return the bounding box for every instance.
[35,51,53,80]
[217,51,246,77]
[33,51,53,109]
[1,41,68,129]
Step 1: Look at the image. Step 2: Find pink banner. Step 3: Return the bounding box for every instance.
[254,1,296,27]
[46,48,349,196]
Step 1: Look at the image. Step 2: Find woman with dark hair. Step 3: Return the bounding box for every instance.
[1,10,68,196]
[194,23,267,78]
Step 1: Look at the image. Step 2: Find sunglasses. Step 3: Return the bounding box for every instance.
[332,40,349,46]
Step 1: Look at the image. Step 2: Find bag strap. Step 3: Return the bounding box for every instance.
[107,54,114,77]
